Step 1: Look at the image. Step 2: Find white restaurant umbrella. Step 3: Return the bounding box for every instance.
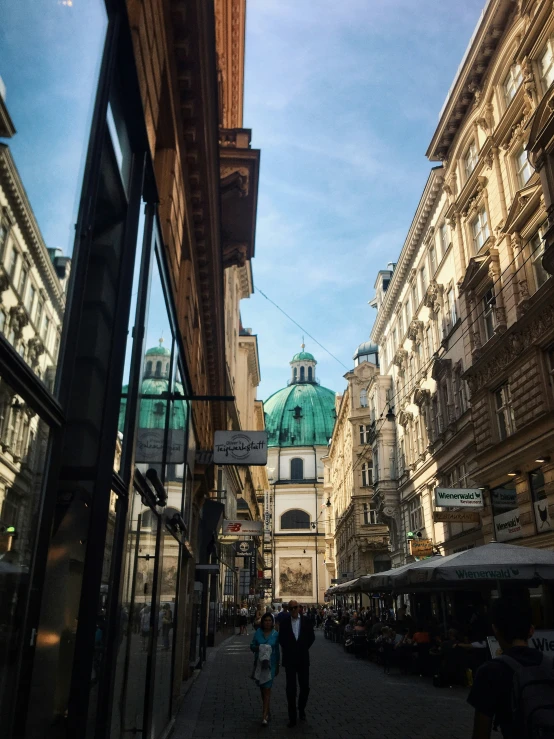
[358,561,418,591]
[390,542,554,588]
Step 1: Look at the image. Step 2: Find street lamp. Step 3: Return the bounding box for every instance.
[267,467,276,604]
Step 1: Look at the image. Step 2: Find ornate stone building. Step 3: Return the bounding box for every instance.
[264,348,335,604]
[370,0,554,563]
[323,342,390,582]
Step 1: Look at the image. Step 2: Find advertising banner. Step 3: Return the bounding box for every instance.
[494,509,522,541]
[222,520,263,536]
[534,499,552,532]
[434,488,483,508]
[491,486,517,511]
[214,431,268,465]
[136,428,185,464]
[234,540,255,556]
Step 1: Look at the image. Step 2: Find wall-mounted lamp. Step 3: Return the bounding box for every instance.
[386,405,395,422]
[325,497,331,508]
[303,549,306,554]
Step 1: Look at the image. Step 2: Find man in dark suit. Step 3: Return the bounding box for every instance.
[278,599,315,727]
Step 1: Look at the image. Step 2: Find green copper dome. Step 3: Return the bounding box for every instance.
[291,350,316,363]
[145,344,171,356]
[264,383,336,447]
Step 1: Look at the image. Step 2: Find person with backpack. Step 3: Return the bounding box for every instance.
[467,590,554,739]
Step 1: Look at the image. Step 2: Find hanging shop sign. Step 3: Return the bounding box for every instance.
[409,538,434,558]
[214,431,268,465]
[433,510,481,524]
[222,519,263,536]
[434,488,483,508]
[234,540,255,556]
[249,556,257,579]
[136,429,186,464]
[494,509,522,542]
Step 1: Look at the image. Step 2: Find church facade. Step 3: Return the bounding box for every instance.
[264,349,336,604]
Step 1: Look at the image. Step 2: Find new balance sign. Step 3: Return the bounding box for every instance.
[434,488,483,508]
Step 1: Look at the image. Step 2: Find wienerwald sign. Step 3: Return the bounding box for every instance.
[434,488,483,509]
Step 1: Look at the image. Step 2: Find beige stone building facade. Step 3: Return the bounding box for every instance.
[323,343,390,582]
[370,0,554,562]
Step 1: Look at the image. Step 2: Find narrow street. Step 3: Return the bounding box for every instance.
[173,631,474,739]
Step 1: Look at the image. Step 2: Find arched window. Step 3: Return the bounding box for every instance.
[308,366,313,381]
[360,388,368,407]
[155,360,162,377]
[281,509,310,529]
[290,457,304,480]
[293,367,298,381]
[300,366,305,381]
[146,360,153,375]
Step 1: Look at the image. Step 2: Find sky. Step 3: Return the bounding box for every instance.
[241,0,487,402]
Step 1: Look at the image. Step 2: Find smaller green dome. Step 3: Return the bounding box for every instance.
[146,344,171,356]
[291,351,316,363]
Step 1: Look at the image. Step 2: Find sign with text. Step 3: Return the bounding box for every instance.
[214,431,268,466]
[435,488,483,508]
[494,509,522,541]
[222,520,263,536]
[433,510,481,524]
[409,538,433,558]
[488,630,554,658]
[136,429,185,464]
[234,540,255,556]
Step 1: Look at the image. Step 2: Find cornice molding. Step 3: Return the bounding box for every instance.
[371,167,444,343]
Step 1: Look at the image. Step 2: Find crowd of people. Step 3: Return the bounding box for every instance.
[323,602,489,687]
[243,593,554,738]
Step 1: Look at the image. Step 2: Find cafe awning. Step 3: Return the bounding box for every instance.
[390,543,554,588]
[358,561,419,591]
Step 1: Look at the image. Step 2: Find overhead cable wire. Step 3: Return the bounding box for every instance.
[256,287,350,371]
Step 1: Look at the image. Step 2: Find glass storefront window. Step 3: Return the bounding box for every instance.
[151,527,179,737]
[0,1,107,387]
[0,374,50,728]
[491,481,521,541]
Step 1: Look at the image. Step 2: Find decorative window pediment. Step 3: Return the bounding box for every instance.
[414,387,431,407]
[431,357,452,381]
[407,319,423,341]
[423,280,444,311]
[502,183,541,235]
[393,348,408,369]
[458,253,492,294]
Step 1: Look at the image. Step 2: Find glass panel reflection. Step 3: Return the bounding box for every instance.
[0,375,50,727]
[151,527,178,737]
[111,490,158,737]
[0,0,107,387]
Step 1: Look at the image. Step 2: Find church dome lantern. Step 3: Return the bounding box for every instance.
[265,344,336,448]
[289,341,317,385]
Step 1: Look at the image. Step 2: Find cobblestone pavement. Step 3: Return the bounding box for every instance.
[172,631,475,739]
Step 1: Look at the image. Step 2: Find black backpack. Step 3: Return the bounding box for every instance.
[499,653,554,738]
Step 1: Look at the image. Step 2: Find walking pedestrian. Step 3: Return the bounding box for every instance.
[161,603,173,650]
[275,602,290,630]
[140,605,151,652]
[278,599,315,727]
[468,591,554,739]
[239,603,248,635]
[250,613,280,727]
